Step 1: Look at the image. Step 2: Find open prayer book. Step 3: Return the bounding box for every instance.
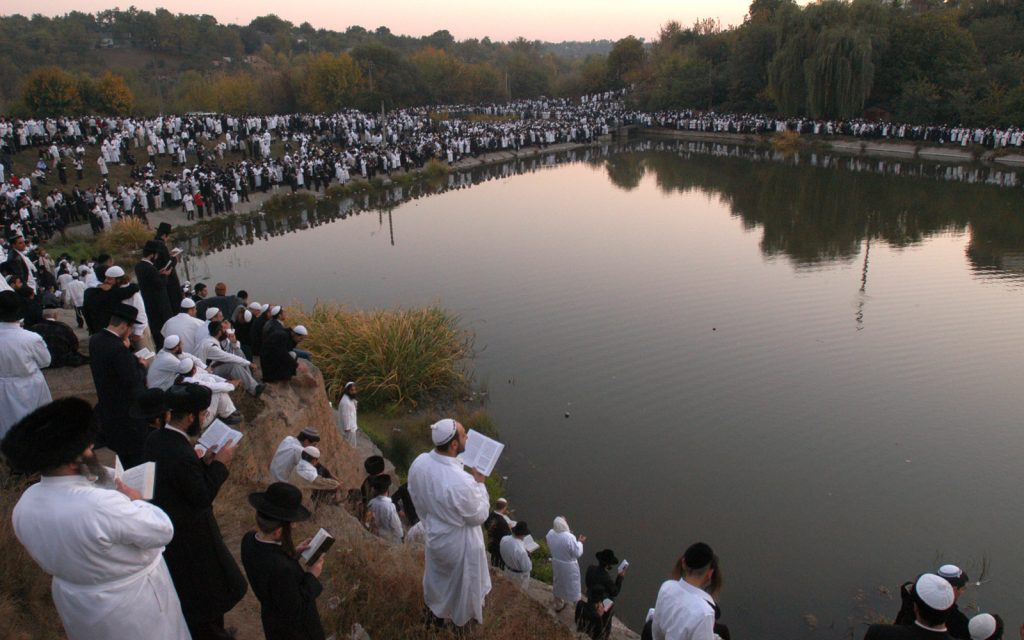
[618,559,629,573]
[134,347,155,360]
[101,456,156,500]
[522,534,540,553]
[458,429,505,477]
[195,419,244,456]
[301,528,335,566]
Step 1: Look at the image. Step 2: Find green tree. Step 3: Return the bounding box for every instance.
[299,52,363,112]
[606,36,646,89]
[96,71,135,115]
[22,66,81,116]
[804,25,875,118]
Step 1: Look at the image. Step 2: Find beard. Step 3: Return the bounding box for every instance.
[79,450,109,483]
[185,413,203,437]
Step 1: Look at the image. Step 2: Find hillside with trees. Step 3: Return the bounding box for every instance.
[2,1,1023,126]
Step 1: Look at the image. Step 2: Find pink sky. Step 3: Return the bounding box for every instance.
[2,0,758,41]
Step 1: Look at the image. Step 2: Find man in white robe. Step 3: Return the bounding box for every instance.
[407,418,491,628]
[335,381,359,447]
[1,397,189,640]
[546,516,585,610]
[161,298,204,355]
[0,290,51,438]
[366,473,403,544]
[269,427,321,483]
[499,521,533,591]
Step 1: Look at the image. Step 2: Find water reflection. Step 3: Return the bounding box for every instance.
[186,139,1024,280]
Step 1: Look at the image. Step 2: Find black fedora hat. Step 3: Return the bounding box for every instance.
[143,239,163,255]
[110,303,143,325]
[129,388,168,420]
[364,455,384,475]
[596,549,619,566]
[248,482,312,522]
[156,222,172,236]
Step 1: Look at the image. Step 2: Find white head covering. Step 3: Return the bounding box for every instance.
[293,325,308,336]
[243,310,253,323]
[430,418,458,446]
[248,301,262,311]
[969,614,998,640]
[915,573,955,611]
[176,358,194,374]
[180,298,196,309]
[302,446,321,459]
[105,265,125,278]
[270,305,282,317]
[205,308,220,320]
[163,335,181,350]
[553,516,570,534]
[261,304,269,313]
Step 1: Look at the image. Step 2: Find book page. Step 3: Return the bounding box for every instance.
[134,347,155,360]
[301,528,333,564]
[617,559,629,573]
[522,534,540,553]
[196,419,243,454]
[460,429,505,477]
[121,462,156,500]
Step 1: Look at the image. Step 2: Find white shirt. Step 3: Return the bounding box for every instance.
[269,436,302,483]
[12,475,189,640]
[500,535,532,574]
[368,495,404,544]
[652,579,716,640]
[66,278,86,307]
[194,335,249,367]
[0,322,52,438]
[407,450,491,626]
[160,314,203,355]
[337,394,358,432]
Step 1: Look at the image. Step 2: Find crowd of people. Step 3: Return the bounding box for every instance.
[3,92,1020,246]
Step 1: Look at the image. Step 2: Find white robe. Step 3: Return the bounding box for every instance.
[499,535,532,591]
[652,579,717,640]
[368,495,404,544]
[407,450,491,626]
[269,435,302,483]
[160,313,204,356]
[12,475,189,640]
[0,322,52,438]
[546,528,584,602]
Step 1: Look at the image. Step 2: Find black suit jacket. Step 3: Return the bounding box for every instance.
[240,532,325,640]
[82,283,139,334]
[152,237,183,309]
[88,329,148,465]
[144,427,248,622]
[4,250,30,284]
[261,328,297,382]
[134,259,172,340]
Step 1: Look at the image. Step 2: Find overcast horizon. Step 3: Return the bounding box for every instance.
[1,0,770,42]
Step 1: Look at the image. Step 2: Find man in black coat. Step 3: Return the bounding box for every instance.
[153,222,184,309]
[144,383,248,640]
[250,305,270,358]
[261,326,304,382]
[82,265,139,334]
[88,303,149,466]
[865,573,956,640]
[134,240,173,348]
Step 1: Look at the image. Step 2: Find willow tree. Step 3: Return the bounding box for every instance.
[804,26,875,119]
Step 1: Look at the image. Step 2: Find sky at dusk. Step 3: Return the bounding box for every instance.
[3,0,762,42]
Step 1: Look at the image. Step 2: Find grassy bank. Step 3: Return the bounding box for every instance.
[46,217,152,265]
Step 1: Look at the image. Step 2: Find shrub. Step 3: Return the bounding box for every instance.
[95,217,153,258]
[289,302,473,410]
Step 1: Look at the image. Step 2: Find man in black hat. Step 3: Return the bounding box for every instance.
[153,222,183,310]
[135,239,174,348]
[1,398,191,640]
[144,383,248,640]
[88,302,150,467]
[240,482,326,640]
[129,387,169,431]
[578,548,626,639]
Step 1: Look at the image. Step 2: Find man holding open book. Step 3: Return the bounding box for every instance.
[408,418,494,630]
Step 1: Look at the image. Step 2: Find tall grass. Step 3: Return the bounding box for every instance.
[289,302,474,410]
[263,192,316,214]
[95,217,153,259]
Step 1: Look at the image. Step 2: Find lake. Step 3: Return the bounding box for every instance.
[189,138,1024,638]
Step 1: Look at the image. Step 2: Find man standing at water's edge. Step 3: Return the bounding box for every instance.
[408,418,491,629]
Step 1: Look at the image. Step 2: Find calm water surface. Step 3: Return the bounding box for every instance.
[191,141,1024,638]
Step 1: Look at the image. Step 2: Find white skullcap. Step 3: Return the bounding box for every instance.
[248,301,262,311]
[244,310,252,323]
[106,265,125,278]
[270,305,282,317]
[205,308,220,320]
[938,564,963,580]
[293,325,308,336]
[302,446,321,458]
[180,298,196,309]
[969,614,998,640]
[163,335,180,349]
[176,358,194,374]
[553,516,570,533]
[430,419,458,446]
[261,304,269,313]
[915,573,955,611]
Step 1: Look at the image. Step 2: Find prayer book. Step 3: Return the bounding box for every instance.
[301,528,335,566]
[134,347,155,360]
[170,248,183,257]
[459,430,504,477]
[602,599,614,611]
[618,559,629,573]
[113,455,156,500]
[522,535,540,553]
[195,419,243,455]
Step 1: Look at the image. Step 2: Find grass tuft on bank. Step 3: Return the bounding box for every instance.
[289,302,474,411]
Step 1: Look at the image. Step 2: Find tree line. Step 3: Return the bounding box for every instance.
[2,1,1023,126]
